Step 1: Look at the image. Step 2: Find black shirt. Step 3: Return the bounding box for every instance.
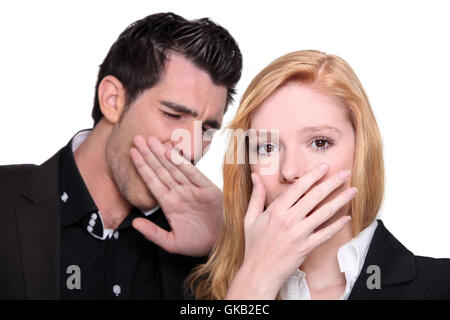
[58,132,163,299]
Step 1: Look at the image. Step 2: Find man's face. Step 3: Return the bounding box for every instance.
[105,53,227,211]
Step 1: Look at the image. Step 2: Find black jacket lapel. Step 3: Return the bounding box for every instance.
[348,219,416,299]
[15,150,62,299]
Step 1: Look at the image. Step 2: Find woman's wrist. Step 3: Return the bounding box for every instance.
[225,262,281,300]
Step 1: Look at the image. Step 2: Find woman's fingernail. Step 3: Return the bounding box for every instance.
[347,187,357,197]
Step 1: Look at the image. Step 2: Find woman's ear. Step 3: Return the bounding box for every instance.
[97,75,127,124]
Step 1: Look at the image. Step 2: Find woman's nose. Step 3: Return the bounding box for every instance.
[279,149,302,184]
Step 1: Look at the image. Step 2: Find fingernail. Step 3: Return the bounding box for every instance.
[344,216,352,224]
[339,170,351,180]
[347,187,357,197]
[320,163,329,173]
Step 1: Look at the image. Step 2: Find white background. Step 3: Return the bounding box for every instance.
[1,0,449,258]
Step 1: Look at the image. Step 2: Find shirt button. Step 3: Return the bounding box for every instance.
[88,219,96,227]
[87,225,93,233]
[61,192,69,203]
[91,213,98,220]
[113,231,119,240]
[113,284,121,297]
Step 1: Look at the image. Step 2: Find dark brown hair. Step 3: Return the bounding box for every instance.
[91,12,242,125]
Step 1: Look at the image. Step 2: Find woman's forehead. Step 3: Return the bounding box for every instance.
[250,82,349,130]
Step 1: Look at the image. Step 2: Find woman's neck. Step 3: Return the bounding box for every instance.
[300,219,353,296]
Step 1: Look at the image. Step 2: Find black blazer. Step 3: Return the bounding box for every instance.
[1,150,450,300]
[348,220,450,299]
[0,148,204,300]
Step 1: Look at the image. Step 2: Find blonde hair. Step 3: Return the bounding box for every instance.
[187,50,384,299]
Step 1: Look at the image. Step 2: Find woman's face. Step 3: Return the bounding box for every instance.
[250,81,355,212]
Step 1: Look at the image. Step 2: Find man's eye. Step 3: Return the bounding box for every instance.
[204,127,219,140]
[257,143,279,155]
[162,111,181,119]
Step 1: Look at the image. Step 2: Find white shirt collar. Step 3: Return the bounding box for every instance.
[70,129,160,218]
[71,129,91,153]
[280,219,378,300]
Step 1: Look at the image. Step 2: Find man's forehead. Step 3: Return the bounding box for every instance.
[161,52,210,82]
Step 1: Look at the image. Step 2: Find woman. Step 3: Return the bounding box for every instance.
[186,50,450,299]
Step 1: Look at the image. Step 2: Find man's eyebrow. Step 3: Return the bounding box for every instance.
[300,125,342,135]
[160,100,221,129]
[160,101,198,117]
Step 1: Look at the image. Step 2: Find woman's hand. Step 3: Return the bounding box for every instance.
[226,163,356,299]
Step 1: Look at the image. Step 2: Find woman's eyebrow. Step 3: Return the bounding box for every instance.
[251,129,280,141]
[299,125,342,135]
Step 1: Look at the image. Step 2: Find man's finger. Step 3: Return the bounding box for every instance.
[167,147,211,188]
[130,147,168,199]
[132,217,176,254]
[133,135,178,189]
[147,137,191,186]
[245,173,266,227]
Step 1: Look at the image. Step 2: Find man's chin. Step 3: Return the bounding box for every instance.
[129,191,159,212]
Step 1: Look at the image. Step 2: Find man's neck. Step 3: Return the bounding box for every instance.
[73,122,131,230]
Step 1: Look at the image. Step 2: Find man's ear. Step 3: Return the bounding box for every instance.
[97,75,127,124]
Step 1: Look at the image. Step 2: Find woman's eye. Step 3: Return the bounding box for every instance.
[257,143,279,155]
[311,137,331,151]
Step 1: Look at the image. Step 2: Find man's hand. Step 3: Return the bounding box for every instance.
[130,135,223,257]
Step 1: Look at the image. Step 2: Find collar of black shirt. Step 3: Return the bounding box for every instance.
[58,131,160,240]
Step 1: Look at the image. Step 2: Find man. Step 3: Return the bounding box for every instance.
[0,12,242,299]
